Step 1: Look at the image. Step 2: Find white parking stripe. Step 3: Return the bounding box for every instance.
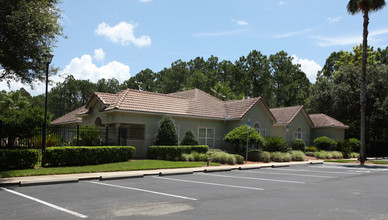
[267,168,361,175]
[154,176,264,191]
[241,170,333,178]
[88,181,197,201]
[1,187,88,219]
[310,165,388,172]
[198,173,305,184]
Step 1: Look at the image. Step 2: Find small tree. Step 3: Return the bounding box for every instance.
[224,125,264,153]
[313,136,337,151]
[154,115,178,145]
[180,129,199,145]
[292,138,305,152]
[78,125,102,146]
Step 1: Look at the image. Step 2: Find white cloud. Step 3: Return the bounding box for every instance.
[231,18,249,26]
[95,22,151,47]
[93,48,106,62]
[291,55,322,83]
[327,16,342,23]
[279,1,286,6]
[273,28,314,38]
[0,53,131,96]
[139,0,152,2]
[313,28,388,47]
[61,54,130,83]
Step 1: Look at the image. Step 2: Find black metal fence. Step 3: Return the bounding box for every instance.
[0,122,142,149]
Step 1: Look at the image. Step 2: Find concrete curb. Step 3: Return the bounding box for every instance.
[204,167,233,172]
[19,178,79,187]
[0,160,325,187]
[159,171,194,176]
[99,174,144,181]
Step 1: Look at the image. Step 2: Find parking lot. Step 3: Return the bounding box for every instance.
[1,164,388,220]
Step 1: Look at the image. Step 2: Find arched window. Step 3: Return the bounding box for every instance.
[95,117,102,126]
[254,122,266,137]
[293,127,305,141]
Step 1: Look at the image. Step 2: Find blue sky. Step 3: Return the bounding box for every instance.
[2,0,388,96]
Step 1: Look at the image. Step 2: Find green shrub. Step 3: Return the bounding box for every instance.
[259,151,271,163]
[263,136,291,152]
[306,146,318,152]
[148,145,209,160]
[345,138,360,152]
[305,152,315,157]
[154,116,178,146]
[337,140,351,158]
[0,149,40,170]
[180,129,199,145]
[224,125,264,153]
[191,151,208,161]
[313,136,337,151]
[350,152,360,158]
[331,151,343,159]
[208,151,236,165]
[270,152,291,162]
[314,151,333,159]
[291,150,305,161]
[227,155,236,165]
[292,139,305,152]
[233,154,245,164]
[45,146,135,167]
[78,125,103,146]
[248,149,261,161]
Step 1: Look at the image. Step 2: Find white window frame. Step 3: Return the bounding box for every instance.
[198,127,215,148]
[175,125,180,141]
[253,121,266,137]
[293,127,306,141]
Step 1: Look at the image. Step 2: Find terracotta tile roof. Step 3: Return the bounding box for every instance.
[51,106,86,125]
[309,114,349,129]
[80,88,268,120]
[270,106,305,125]
[224,98,262,119]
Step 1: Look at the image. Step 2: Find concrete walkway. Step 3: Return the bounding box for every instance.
[0,160,324,187]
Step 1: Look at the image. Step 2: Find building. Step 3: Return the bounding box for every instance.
[52,88,348,157]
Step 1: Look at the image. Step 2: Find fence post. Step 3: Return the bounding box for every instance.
[105,126,109,145]
[118,126,121,146]
[0,120,2,147]
[76,125,80,146]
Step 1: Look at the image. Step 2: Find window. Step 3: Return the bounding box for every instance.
[293,127,306,141]
[253,122,266,137]
[198,128,214,148]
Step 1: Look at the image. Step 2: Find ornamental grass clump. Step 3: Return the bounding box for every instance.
[270,152,291,162]
[291,150,305,161]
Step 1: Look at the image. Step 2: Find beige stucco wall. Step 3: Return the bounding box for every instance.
[82,101,229,157]
[270,111,312,146]
[226,101,274,137]
[311,127,346,142]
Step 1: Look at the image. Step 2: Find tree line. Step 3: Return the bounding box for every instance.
[1,46,387,149]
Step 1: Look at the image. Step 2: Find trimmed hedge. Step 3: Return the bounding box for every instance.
[0,149,39,170]
[148,145,209,160]
[46,146,136,167]
[313,136,337,151]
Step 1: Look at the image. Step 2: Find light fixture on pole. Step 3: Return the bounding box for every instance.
[42,51,53,167]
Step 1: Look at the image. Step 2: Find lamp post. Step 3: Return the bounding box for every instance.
[42,52,53,167]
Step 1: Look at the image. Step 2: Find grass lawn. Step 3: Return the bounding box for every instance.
[0,160,219,178]
[369,160,388,165]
